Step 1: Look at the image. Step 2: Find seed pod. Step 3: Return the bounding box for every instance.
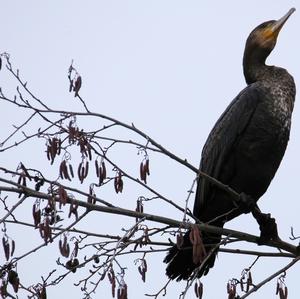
[69,79,73,92]
[69,164,74,178]
[11,240,15,257]
[59,161,64,179]
[39,223,45,239]
[108,272,112,283]
[8,270,19,293]
[57,138,62,155]
[240,279,244,292]
[95,160,100,177]
[66,243,70,257]
[77,162,83,181]
[248,271,252,285]
[87,145,92,161]
[227,282,230,294]
[84,161,89,178]
[0,57,2,70]
[145,158,150,175]
[118,176,123,193]
[194,282,199,298]
[59,239,63,256]
[114,176,118,193]
[276,282,280,295]
[46,145,51,161]
[198,282,203,299]
[279,288,285,299]
[63,160,71,181]
[80,165,85,183]
[49,140,57,164]
[0,282,7,297]
[63,235,67,253]
[101,161,106,179]
[140,162,146,182]
[32,205,41,228]
[284,286,288,299]
[2,237,10,261]
[58,186,68,206]
[73,241,79,257]
[74,76,82,97]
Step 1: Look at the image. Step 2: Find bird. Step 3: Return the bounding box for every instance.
[164,8,296,280]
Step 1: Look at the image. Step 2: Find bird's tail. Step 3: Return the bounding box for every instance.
[163,226,223,280]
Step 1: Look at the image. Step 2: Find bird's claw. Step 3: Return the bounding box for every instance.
[256,212,279,244]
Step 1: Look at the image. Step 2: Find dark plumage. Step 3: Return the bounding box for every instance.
[164,8,296,280]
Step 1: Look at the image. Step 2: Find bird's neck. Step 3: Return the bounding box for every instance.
[243,46,272,84]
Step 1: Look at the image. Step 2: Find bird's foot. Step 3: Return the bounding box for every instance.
[237,192,256,214]
[252,210,279,244]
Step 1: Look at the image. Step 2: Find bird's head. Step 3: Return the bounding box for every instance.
[243,8,295,83]
[247,8,295,53]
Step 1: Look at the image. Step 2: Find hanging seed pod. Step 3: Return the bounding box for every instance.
[118,177,123,193]
[145,158,150,175]
[0,282,7,298]
[39,223,45,239]
[69,79,73,92]
[0,57,2,71]
[80,166,85,183]
[73,241,79,257]
[11,240,15,257]
[73,76,82,97]
[77,162,83,181]
[84,161,89,178]
[8,270,19,293]
[197,282,203,299]
[276,282,280,295]
[62,160,71,180]
[114,176,118,193]
[59,239,63,256]
[194,282,199,298]
[59,161,64,179]
[284,286,288,299]
[58,186,68,206]
[87,144,92,161]
[140,162,146,182]
[46,145,51,161]
[69,163,74,178]
[2,237,10,261]
[32,204,41,228]
[101,161,106,180]
[279,288,285,299]
[57,138,62,155]
[95,160,100,177]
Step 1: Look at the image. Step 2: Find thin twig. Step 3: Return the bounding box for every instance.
[239,257,300,298]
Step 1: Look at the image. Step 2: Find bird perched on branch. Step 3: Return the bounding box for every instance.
[164,8,296,280]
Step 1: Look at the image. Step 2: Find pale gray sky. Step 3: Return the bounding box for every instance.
[1,1,300,298]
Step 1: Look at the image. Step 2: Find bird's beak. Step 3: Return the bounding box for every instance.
[271,8,295,34]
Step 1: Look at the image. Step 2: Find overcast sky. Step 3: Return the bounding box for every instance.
[1,1,300,298]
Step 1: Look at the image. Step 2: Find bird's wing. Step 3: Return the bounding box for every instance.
[193,83,263,216]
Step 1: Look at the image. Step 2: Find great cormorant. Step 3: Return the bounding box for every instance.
[164,8,296,280]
